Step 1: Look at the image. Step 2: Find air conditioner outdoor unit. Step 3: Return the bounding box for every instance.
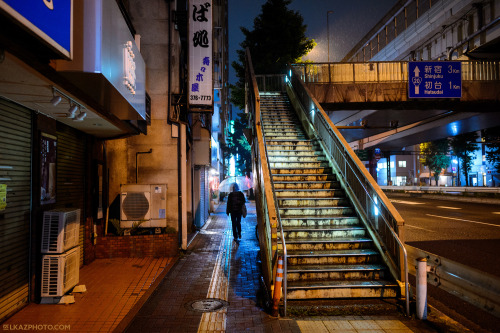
[120,184,167,228]
[41,209,81,253]
[41,247,80,297]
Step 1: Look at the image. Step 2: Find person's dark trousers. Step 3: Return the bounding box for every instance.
[230,213,242,239]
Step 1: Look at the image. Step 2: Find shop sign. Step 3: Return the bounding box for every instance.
[0,184,6,211]
[0,0,72,58]
[54,0,146,121]
[408,61,462,98]
[189,0,213,111]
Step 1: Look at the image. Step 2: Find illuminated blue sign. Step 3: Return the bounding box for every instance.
[0,0,72,58]
[408,61,461,98]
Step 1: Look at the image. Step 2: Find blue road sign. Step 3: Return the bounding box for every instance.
[408,61,462,98]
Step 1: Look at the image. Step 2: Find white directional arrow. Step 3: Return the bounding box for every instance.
[414,66,420,77]
[412,66,422,94]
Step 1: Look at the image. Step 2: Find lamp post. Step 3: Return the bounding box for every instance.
[327,10,333,62]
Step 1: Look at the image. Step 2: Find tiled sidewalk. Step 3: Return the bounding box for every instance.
[2,257,174,332]
[123,201,467,333]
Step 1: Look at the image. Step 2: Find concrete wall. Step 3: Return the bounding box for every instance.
[106,0,183,232]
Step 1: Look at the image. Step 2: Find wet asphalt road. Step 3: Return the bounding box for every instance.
[387,195,500,332]
[387,195,500,277]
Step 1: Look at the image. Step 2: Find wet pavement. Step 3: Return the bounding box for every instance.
[1,200,472,332]
[122,201,469,333]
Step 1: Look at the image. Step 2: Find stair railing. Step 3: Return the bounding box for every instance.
[286,64,410,316]
[245,49,288,316]
[261,110,288,317]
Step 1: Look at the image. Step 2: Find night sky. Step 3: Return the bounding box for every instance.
[228,0,398,86]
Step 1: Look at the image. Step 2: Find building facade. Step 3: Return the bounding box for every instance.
[0,0,229,322]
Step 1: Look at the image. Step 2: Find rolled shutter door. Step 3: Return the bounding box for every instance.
[0,98,32,321]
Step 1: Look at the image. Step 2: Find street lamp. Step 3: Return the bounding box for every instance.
[327,10,334,62]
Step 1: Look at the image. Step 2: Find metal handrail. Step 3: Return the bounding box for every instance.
[287,65,410,315]
[292,61,500,84]
[260,97,288,316]
[245,49,288,316]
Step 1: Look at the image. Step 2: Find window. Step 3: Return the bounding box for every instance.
[398,161,407,167]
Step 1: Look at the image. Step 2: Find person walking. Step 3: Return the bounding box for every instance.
[226,183,245,240]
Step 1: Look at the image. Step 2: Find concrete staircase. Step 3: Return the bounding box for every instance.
[260,92,399,303]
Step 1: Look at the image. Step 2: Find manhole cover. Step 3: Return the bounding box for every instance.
[185,298,229,313]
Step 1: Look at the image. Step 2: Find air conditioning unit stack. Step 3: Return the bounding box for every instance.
[120,184,167,228]
[41,247,80,297]
[41,209,81,253]
[40,208,81,300]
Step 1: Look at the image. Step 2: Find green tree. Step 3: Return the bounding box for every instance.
[449,132,479,186]
[420,139,450,185]
[224,111,252,177]
[231,0,316,109]
[482,126,500,173]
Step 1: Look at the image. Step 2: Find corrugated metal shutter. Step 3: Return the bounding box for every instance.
[55,125,86,266]
[0,99,32,322]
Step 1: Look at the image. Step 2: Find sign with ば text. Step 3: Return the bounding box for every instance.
[188,0,213,110]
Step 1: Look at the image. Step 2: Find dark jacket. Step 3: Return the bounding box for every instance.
[226,191,245,215]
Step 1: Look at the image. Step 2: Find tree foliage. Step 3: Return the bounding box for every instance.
[225,111,252,177]
[419,139,450,185]
[482,126,500,173]
[449,132,479,186]
[231,0,316,109]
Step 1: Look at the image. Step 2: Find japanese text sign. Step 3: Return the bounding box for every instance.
[408,61,462,98]
[189,0,213,108]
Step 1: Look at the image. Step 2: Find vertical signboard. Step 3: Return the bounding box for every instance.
[189,0,213,111]
[0,0,72,59]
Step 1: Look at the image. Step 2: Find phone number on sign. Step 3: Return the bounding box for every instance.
[190,95,212,101]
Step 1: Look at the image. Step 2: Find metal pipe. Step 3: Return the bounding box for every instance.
[416,257,428,319]
[135,149,152,183]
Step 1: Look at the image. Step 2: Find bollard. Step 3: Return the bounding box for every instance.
[416,257,428,319]
[272,256,283,317]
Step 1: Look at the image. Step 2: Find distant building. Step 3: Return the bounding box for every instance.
[344,0,500,187]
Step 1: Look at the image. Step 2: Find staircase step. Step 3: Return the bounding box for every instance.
[275,189,344,198]
[287,264,388,281]
[272,174,336,182]
[278,197,349,207]
[269,156,328,163]
[279,206,355,216]
[267,150,325,157]
[281,216,360,227]
[283,237,373,251]
[283,226,366,239]
[286,280,399,299]
[273,182,340,190]
[287,249,380,265]
[272,167,333,174]
[271,162,330,169]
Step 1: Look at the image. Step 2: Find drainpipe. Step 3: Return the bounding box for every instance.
[180,124,187,249]
[135,149,152,183]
